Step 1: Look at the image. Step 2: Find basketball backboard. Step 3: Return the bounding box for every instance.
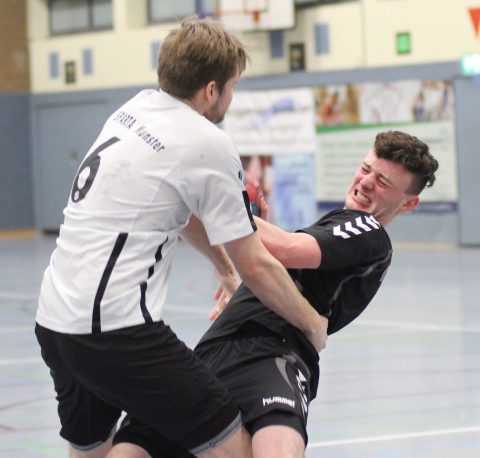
[217,0,295,31]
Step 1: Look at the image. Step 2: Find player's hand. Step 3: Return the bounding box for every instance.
[259,196,268,221]
[304,314,329,353]
[209,288,232,320]
[209,267,240,320]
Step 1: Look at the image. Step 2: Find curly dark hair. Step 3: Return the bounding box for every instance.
[374,131,439,195]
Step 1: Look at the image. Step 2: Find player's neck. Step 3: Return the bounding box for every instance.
[172,92,206,117]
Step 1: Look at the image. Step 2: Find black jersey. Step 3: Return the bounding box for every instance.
[197,210,392,366]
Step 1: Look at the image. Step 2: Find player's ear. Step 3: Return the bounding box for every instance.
[205,81,218,103]
[400,195,419,214]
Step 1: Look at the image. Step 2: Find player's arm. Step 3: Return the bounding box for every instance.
[224,231,328,352]
[253,216,321,269]
[179,214,239,299]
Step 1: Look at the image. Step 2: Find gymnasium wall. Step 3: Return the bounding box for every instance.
[0,94,33,230]
[29,61,461,243]
[362,0,480,67]
[22,1,480,243]
[27,0,480,93]
[0,0,32,230]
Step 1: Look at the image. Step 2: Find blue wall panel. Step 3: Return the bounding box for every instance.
[0,93,34,230]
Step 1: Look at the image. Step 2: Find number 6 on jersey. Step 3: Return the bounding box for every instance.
[71,137,120,203]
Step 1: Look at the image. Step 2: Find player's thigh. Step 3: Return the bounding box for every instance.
[35,324,121,448]
[214,349,312,445]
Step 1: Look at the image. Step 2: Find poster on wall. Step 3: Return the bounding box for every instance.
[271,154,317,232]
[240,153,316,232]
[223,87,316,155]
[225,88,317,230]
[313,80,457,209]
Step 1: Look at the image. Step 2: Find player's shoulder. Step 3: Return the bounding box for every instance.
[187,114,234,144]
[300,209,391,245]
[303,208,380,228]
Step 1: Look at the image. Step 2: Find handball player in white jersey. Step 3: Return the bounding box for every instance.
[35,17,328,458]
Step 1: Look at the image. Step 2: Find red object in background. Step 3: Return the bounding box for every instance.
[244,172,264,217]
[469,8,480,37]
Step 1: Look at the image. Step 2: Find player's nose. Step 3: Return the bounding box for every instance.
[359,173,374,188]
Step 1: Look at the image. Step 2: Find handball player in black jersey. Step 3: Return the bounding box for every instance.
[113,131,439,458]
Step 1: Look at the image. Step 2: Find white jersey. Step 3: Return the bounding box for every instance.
[37,89,256,334]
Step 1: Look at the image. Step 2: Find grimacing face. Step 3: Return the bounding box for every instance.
[344,149,419,226]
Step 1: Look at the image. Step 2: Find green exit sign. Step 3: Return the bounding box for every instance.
[396,32,411,55]
[461,54,480,75]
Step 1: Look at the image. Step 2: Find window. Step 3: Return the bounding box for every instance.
[270,31,284,59]
[315,23,329,55]
[148,0,217,24]
[49,0,113,35]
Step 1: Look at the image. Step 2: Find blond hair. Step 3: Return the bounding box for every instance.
[158,17,250,99]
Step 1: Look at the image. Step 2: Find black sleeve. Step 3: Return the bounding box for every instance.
[297,210,392,270]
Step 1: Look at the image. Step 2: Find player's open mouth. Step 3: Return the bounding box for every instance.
[355,190,371,203]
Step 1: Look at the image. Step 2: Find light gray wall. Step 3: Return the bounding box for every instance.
[453,77,480,246]
[237,61,462,244]
[28,60,471,243]
[0,93,33,230]
[30,87,148,232]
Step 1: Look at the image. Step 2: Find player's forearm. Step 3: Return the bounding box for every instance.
[225,233,327,350]
[253,216,289,260]
[180,215,233,274]
[241,256,320,335]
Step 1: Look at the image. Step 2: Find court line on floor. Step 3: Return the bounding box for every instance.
[308,425,480,448]
[0,325,34,334]
[0,357,43,366]
[3,291,479,329]
[353,319,480,334]
[0,291,208,315]
[0,292,38,300]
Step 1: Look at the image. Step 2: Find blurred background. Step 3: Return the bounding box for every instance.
[1,0,480,244]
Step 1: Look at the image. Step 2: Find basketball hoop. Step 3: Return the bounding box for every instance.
[216,0,294,32]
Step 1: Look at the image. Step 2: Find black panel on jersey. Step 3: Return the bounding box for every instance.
[92,233,128,333]
[242,190,258,232]
[140,237,168,324]
[197,209,392,377]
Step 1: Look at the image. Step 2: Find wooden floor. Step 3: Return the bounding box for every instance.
[1,235,480,457]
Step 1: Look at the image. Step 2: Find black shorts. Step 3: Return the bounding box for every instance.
[113,334,316,456]
[196,334,314,445]
[35,321,241,454]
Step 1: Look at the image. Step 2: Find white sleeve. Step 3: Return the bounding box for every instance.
[177,128,256,245]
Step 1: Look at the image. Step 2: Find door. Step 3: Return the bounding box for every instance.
[37,102,108,231]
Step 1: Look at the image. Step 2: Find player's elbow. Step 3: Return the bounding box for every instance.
[261,238,293,267]
[269,233,321,269]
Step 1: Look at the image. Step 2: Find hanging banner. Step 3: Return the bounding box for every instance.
[313,80,457,208]
[272,154,317,232]
[223,87,316,155]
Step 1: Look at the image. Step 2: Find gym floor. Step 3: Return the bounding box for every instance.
[1,234,480,457]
